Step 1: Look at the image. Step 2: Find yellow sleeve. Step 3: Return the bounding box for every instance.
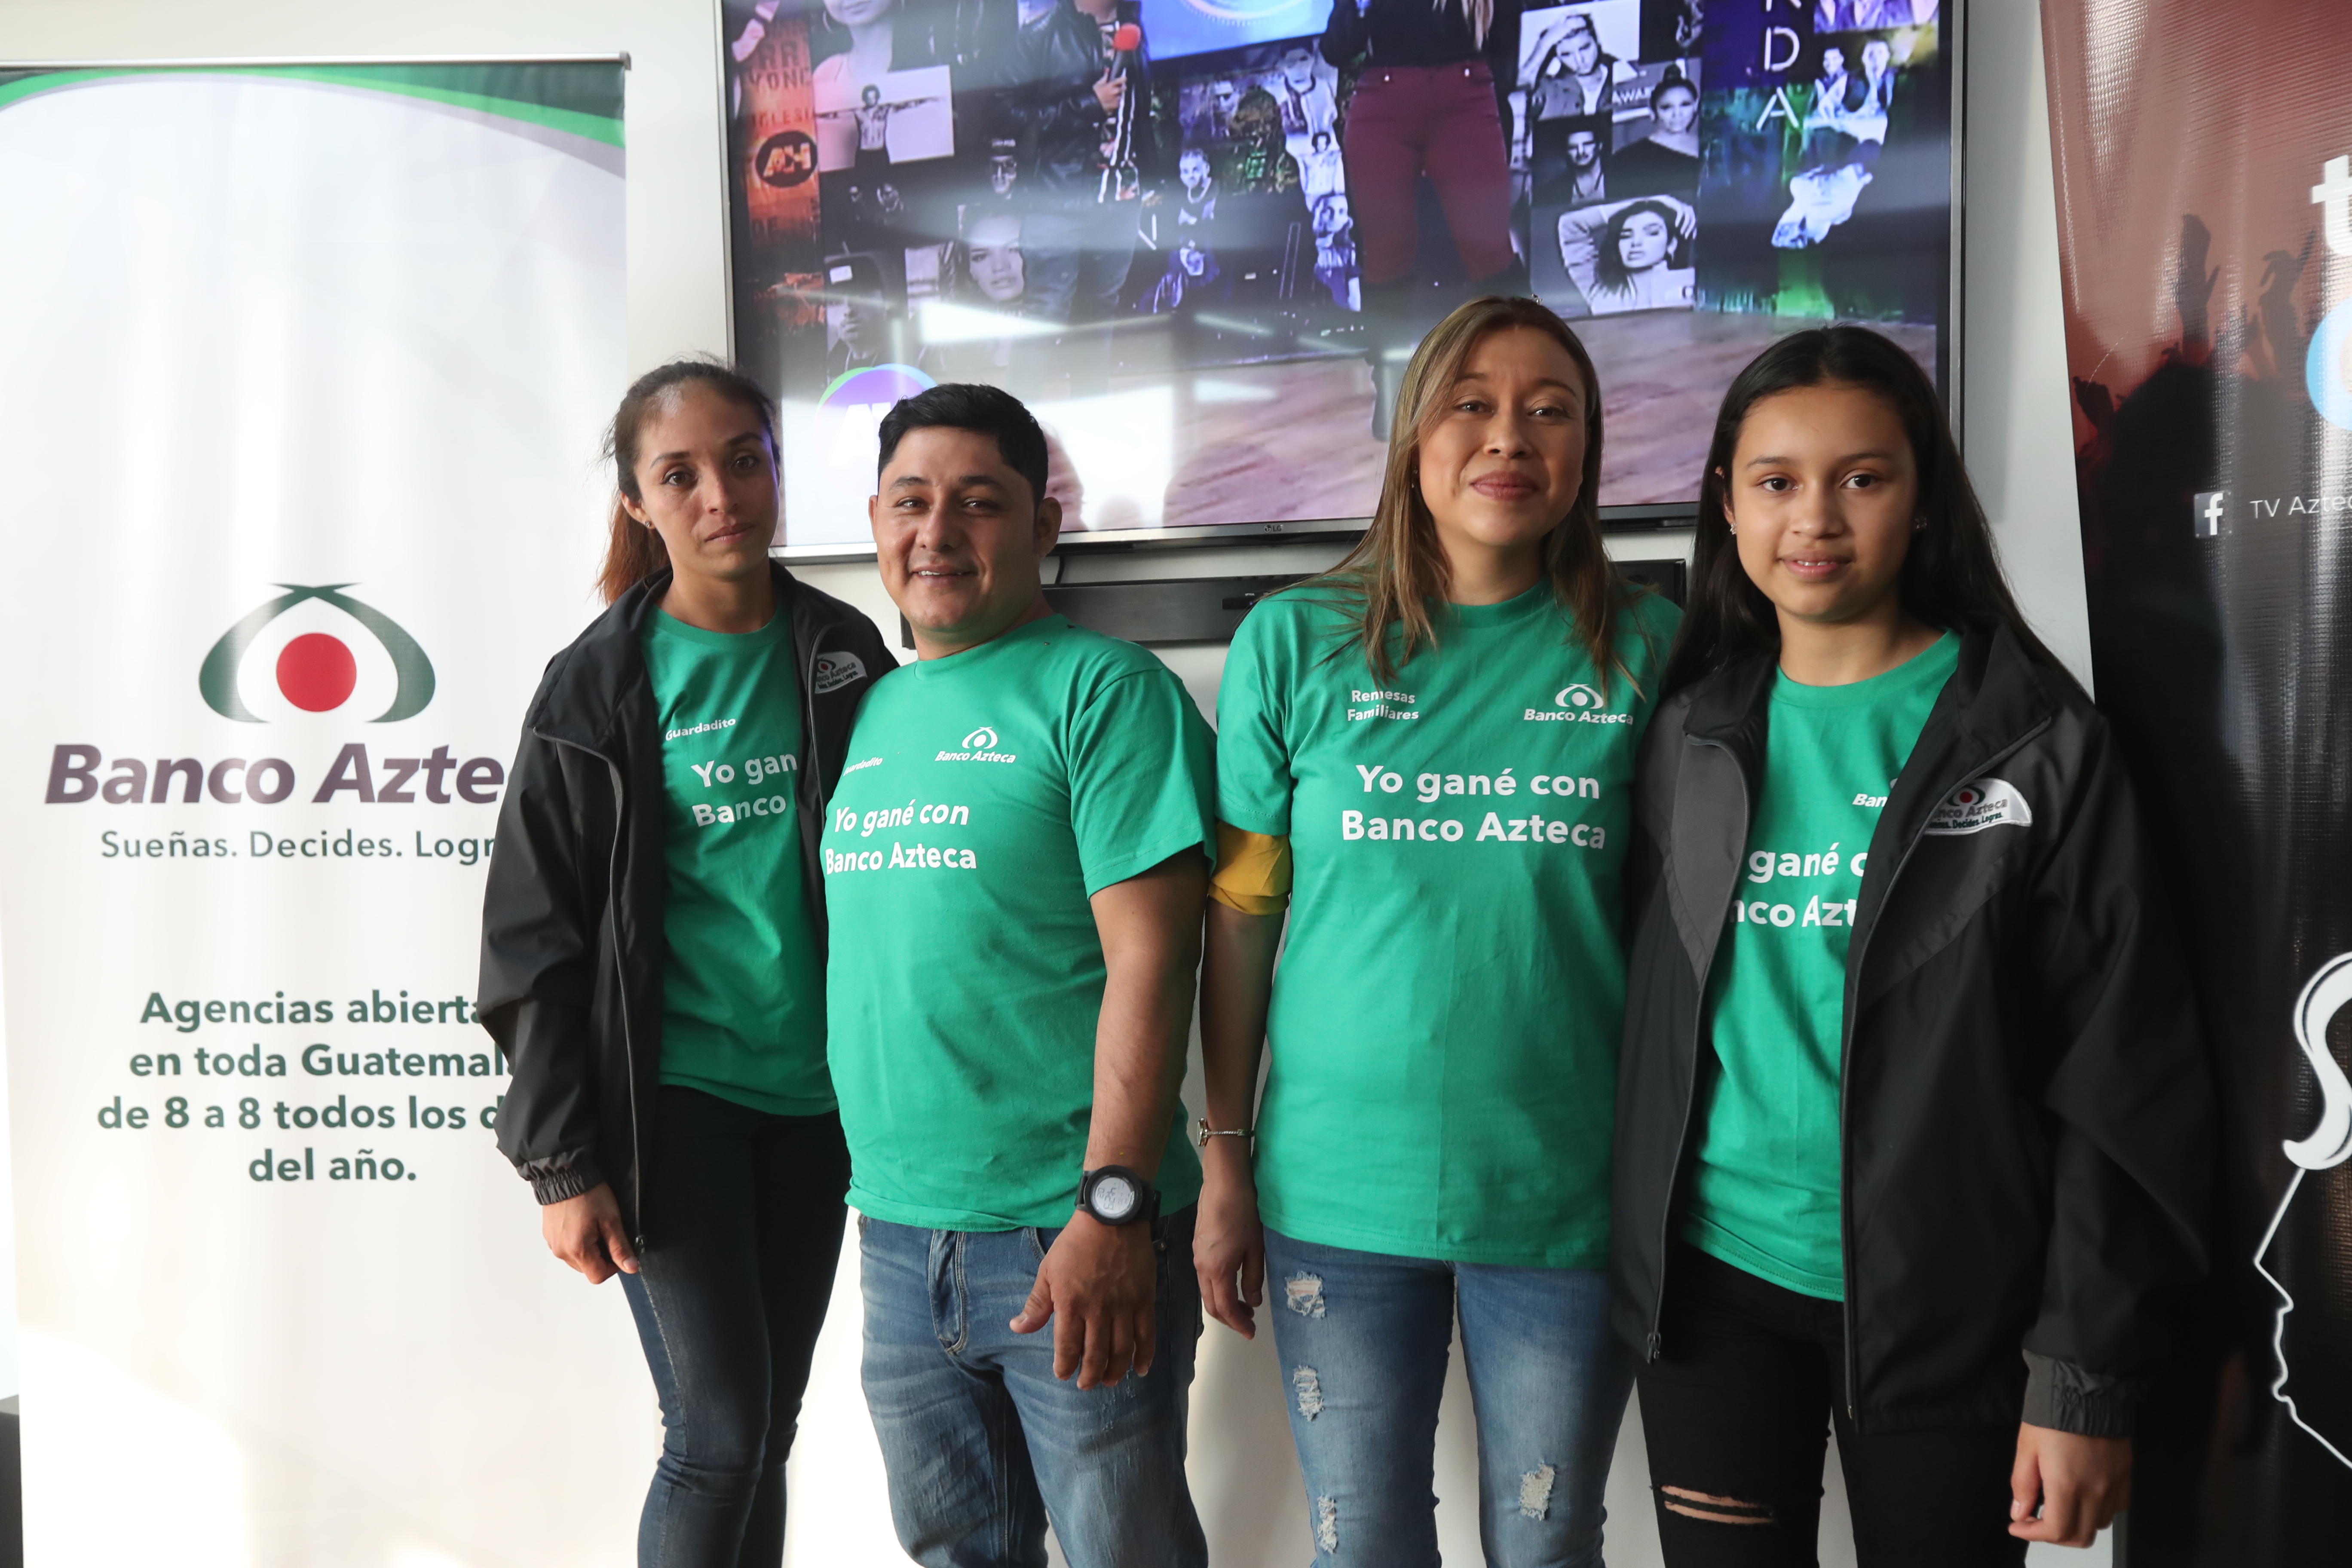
[1207,821,1292,916]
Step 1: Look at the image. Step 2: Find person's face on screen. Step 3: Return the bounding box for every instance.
[826,0,895,26]
[1179,240,1207,275]
[1214,81,1238,113]
[1282,50,1316,89]
[1822,47,1846,76]
[1564,27,1600,74]
[1565,129,1599,168]
[872,426,1061,651]
[1180,149,1210,193]
[966,216,1025,304]
[1415,326,1589,567]
[991,155,1018,194]
[1862,41,1891,76]
[839,294,886,351]
[1722,381,1921,631]
[1617,210,1672,271]
[1656,85,1698,136]
[620,383,778,589]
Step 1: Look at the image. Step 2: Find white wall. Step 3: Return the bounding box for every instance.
[0,0,2097,1562]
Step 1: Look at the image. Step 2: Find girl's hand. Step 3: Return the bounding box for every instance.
[2009,1423,2130,1547]
[1193,1148,1266,1338]
[541,1182,639,1283]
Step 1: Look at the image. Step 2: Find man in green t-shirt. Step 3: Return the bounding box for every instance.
[824,384,1214,1568]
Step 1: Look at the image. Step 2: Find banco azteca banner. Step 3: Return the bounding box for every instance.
[2043,2,2352,1558]
[0,63,631,1565]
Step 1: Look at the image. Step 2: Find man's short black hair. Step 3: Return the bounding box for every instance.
[876,383,1050,508]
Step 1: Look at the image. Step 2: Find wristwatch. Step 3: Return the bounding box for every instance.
[1076,1165,1158,1228]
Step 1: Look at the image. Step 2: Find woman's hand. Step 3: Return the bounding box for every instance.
[541,1182,639,1283]
[1665,194,1699,245]
[2009,1423,2130,1547]
[1194,1145,1267,1338]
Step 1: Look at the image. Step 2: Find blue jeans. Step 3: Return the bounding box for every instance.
[1263,1228,1633,1567]
[618,1087,850,1568]
[859,1207,1208,1568]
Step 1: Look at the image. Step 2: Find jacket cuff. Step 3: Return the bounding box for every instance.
[2020,1351,2150,1438]
[525,1154,605,1206]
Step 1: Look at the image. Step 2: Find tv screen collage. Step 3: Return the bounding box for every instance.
[724,0,1949,550]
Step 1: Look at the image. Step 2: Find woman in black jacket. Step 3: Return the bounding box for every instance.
[1614,327,2212,1565]
[479,361,892,1568]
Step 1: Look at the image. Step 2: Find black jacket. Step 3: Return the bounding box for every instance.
[1613,620,2213,1436]
[1001,0,1154,205]
[478,566,893,1239]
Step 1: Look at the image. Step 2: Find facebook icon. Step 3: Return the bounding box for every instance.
[2193,490,2226,539]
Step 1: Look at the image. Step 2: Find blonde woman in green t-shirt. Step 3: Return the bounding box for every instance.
[1197,295,1677,1564]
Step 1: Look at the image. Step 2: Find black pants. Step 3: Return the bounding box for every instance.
[1636,1243,2025,1568]
[618,1086,851,1568]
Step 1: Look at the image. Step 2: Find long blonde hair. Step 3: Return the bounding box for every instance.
[1316,295,1637,688]
[1441,0,1494,49]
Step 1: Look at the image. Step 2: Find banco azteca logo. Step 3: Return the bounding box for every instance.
[1555,683,1607,711]
[962,726,999,750]
[199,585,435,723]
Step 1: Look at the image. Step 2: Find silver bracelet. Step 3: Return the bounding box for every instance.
[1194,1118,1255,1148]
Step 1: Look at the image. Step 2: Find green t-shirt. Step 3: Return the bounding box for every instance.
[1686,631,1960,1299]
[641,608,832,1115]
[1217,582,1681,1267]
[821,615,1216,1231]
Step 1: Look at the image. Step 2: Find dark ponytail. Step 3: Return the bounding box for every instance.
[1663,325,2073,697]
[597,360,780,605]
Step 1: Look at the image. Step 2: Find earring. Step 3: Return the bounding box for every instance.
[1912,515,1927,532]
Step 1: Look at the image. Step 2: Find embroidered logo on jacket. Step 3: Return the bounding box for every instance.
[812,651,867,695]
[1924,777,2032,836]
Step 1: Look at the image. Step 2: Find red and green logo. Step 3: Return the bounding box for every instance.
[199,585,435,723]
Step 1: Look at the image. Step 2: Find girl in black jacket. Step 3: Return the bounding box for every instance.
[478,362,891,1567]
[1614,328,2212,1565]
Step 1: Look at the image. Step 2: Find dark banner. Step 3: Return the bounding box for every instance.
[2041,2,2352,1560]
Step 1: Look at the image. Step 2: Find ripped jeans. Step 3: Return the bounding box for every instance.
[1262,1228,1632,1566]
[1634,1243,2024,1566]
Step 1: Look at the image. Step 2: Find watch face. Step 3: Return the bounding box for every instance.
[1091,1173,1139,1222]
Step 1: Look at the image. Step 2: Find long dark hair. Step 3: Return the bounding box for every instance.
[1314,295,1647,690]
[596,360,779,605]
[1662,325,2070,696]
[1591,199,1691,297]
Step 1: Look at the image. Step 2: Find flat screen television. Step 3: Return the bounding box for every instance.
[721,0,1955,557]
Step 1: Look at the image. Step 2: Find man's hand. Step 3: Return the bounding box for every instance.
[541,1182,638,1283]
[1093,73,1126,116]
[1011,1211,1157,1388]
[2009,1423,2131,1547]
[1194,1145,1265,1338]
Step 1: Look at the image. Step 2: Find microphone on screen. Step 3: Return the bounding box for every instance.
[1111,23,1142,52]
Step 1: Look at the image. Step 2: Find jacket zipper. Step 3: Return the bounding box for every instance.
[1647,731,1749,1365]
[1832,717,2048,1425]
[802,617,831,830]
